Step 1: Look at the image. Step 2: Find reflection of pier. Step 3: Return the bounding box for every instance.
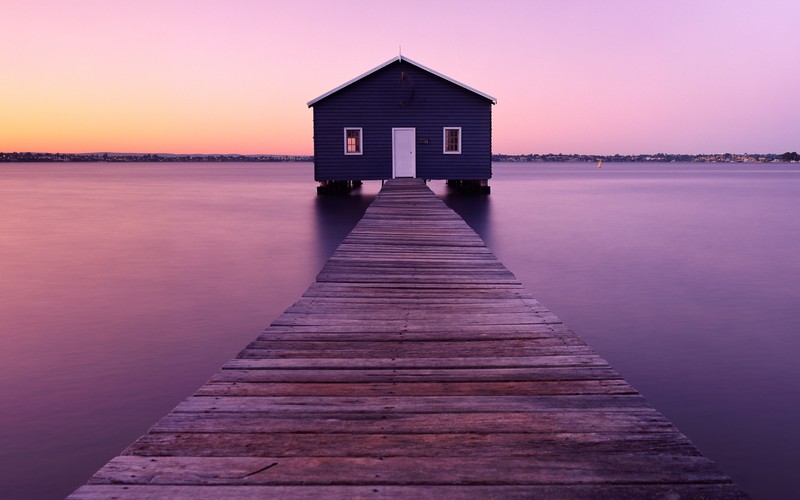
[72,179,745,498]
[313,189,375,264]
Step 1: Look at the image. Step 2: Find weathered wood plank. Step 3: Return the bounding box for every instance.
[259,333,578,344]
[70,484,750,500]
[223,355,607,370]
[87,455,733,486]
[253,329,583,343]
[244,339,591,351]
[270,314,559,327]
[258,323,570,336]
[194,380,636,397]
[209,367,626,383]
[172,395,650,414]
[150,409,675,434]
[238,343,596,359]
[124,432,700,458]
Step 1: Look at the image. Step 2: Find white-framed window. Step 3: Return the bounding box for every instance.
[344,128,363,155]
[443,127,461,154]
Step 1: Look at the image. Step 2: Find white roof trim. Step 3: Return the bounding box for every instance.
[307,55,497,107]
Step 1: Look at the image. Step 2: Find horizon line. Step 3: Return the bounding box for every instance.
[2,151,797,158]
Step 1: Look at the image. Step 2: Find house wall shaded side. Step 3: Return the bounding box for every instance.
[312,61,492,181]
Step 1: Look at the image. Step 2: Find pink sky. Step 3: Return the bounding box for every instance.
[1,0,798,155]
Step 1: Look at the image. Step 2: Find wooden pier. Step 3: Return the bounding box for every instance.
[71,179,746,499]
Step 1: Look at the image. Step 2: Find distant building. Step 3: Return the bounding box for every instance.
[307,55,496,193]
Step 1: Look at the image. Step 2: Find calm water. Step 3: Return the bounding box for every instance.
[0,162,798,498]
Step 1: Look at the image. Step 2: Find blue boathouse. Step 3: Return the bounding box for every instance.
[307,55,497,194]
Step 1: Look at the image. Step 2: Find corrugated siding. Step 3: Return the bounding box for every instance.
[312,61,492,181]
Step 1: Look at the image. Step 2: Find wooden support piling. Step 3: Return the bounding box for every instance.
[317,179,362,195]
[71,178,747,499]
[446,178,490,194]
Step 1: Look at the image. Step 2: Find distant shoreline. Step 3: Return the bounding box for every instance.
[0,152,313,163]
[1,152,798,163]
[493,152,799,163]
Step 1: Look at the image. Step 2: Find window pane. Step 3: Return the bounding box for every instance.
[346,129,361,154]
[445,129,460,152]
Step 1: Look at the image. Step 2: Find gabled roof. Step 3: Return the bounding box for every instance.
[307,55,497,107]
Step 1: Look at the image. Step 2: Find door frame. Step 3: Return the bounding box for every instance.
[391,127,416,178]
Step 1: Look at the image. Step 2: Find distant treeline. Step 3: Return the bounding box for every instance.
[2,151,798,163]
[493,152,799,163]
[0,152,313,163]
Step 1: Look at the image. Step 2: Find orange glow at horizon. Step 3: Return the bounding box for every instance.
[1,62,314,154]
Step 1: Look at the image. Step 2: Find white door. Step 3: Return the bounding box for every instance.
[392,128,416,178]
